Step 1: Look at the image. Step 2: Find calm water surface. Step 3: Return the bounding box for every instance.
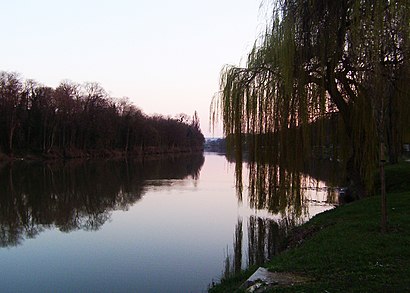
[0,153,337,292]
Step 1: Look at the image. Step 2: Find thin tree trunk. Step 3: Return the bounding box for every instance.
[380,142,387,233]
[378,86,388,233]
[48,125,56,152]
[8,125,15,155]
[42,119,47,153]
[125,127,130,153]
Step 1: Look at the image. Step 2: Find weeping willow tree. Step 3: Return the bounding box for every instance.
[212,0,410,204]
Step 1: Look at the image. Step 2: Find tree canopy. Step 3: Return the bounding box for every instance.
[213,0,410,198]
[0,72,204,158]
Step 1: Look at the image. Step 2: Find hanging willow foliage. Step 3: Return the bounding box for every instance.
[212,0,410,199]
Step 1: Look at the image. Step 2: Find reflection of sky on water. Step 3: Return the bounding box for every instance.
[0,153,337,292]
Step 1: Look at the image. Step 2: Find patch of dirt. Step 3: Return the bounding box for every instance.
[241,267,312,292]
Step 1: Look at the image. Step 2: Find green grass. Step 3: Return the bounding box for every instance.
[210,161,410,292]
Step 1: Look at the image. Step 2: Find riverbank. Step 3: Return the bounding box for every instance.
[0,146,204,162]
[209,161,410,292]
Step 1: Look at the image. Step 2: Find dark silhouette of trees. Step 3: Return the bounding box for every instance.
[213,0,409,200]
[0,72,24,154]
[0,72,204,158]
[25,84,57,153]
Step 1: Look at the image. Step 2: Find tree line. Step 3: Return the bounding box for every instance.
[0,71,204,158]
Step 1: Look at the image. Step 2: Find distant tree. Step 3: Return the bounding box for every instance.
[176,113,190,124]
[116,98,144,152]
[26,84,57,152]
[54,81,81,150]
[191,111,200,131]
[0,72,24,154]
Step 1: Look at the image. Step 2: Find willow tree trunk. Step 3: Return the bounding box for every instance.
[380,142,387,233]
[346,153,367,199]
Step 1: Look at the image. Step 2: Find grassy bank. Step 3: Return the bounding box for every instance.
[210,161,410,292]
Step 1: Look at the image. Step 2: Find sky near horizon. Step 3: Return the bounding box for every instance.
[0,0,264,137]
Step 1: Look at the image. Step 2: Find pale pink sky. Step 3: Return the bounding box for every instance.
[1,0,264,137]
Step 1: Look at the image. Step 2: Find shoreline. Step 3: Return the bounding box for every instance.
[0,146,204,162]
[209,161,410,292]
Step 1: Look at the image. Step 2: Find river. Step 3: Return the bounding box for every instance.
[0,153,337,292]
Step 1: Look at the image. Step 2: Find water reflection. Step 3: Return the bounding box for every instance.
[219,152,341,281]
[248,161,341,220]
[0,154,204,248]
[223,216,289,278]
[226,150,342,219]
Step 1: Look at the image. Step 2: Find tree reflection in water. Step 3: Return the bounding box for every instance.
[223,216,288,278]
[222,151,343,279]
[0,153,204,247]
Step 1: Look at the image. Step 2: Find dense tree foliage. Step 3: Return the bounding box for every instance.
[213,0,410,198]
[0,71,204,158]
